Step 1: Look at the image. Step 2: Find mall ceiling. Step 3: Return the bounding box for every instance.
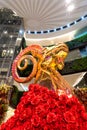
[0,0,87,41]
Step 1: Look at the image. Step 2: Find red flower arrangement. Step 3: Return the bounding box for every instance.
[0,84,87,130]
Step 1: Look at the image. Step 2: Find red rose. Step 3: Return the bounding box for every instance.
[81,111,87,120]
[22,121,32,130]
[29,84,40,93]
[47,98,58,109]
[36,104,45,114]
[31,115,40,127]
[19,107,32,121]
[31,95,41,105]
[47,112,57,123]
[67,124,78,130]
[83,122,87,129]
[64,111,76,123]
[12,126,22,130]
[66,96,78,111]
[59,94,68,102]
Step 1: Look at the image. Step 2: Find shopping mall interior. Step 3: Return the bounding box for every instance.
[0,0,87,129]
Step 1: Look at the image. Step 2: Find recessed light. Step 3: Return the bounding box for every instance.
[67,4,75,12]
[74,21,77,24]
[67,24,70,27]
[81,16,84,20]
[27,30,30,34]
[34,31,37,34]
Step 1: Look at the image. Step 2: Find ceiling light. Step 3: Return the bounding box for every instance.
[10,49,13,54]
[66,0,72,4]
[81,16,84,20]
[67,24,70,27]
[3,30,8,34]
[74,21,77,24]
[67,4,75,12]
[47,30,50,33]
[41,31,43,34]
[10,35,13,38]
[19,29,24,34]
[61,26,63,30]
[54,29,56,32]
[34,31,37,34]
[27,30,30,34]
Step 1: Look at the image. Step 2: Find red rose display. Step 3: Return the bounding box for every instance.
[0,84,87,130]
